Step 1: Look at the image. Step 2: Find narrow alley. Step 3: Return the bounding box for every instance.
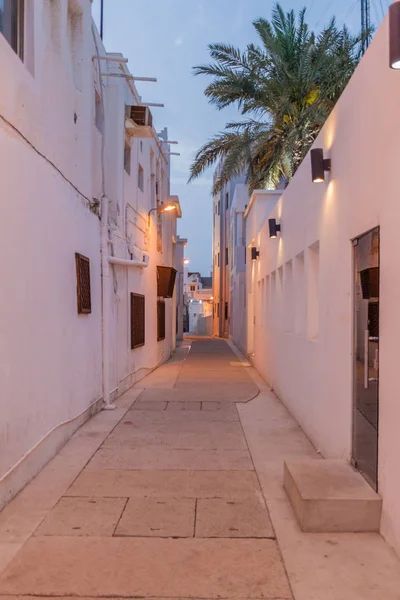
[1,338,400,600]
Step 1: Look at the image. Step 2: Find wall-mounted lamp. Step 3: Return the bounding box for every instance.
[268,218,281,238]
[183,258,190,265]
[390,1,400,69]
[251,247,260,261]
[148,202,177,224]
[310,148,331,183]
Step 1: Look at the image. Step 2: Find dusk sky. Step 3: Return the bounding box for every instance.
[92,0,388,275]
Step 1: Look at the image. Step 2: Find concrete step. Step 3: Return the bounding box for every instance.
[284,460,382,533]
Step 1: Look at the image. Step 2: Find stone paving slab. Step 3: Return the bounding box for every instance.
[0,537,292,599]
[67,469,263,500]
[132,401,167,411]
[166,401,202,411]
[174,382,259,402]
[136,363,183,389]
[86,447,253,471]
[196,498,274,539]
[0,597,291,600]
[124,408,240,422]
[178,369,250,380]
[102,421,247,450]
[202,402,238,414]
[86,446,253,471]
[115,498,195,537]
[111,420,244,436]
[34,497,126,537]
[137,388,234,403]
[137,387,257,403]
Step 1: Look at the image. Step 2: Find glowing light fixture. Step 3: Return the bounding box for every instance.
[148,202,177,223]
[390,1,400,69]
[183,258,190,265]
[268,219,281,239]
[251,247,260,261]
[311,148,331,183]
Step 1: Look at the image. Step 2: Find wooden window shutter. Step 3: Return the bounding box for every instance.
[131,293,145,349]
[157,300,166,341]
[75,253,91,314]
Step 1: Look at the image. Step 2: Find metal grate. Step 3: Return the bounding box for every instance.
[157,300,166,341]
[131,293,145,349]
[75,253,91,314]
[157,266,177,298]
[129,106,153,128]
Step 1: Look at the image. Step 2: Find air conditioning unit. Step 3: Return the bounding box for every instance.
[125,105,153,138]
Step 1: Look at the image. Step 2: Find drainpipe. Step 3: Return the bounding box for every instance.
[108,256,149,268]
[101,194,115,410]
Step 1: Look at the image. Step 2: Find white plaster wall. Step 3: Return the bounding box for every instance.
[0,0,102,501]
[103,66,178,395]
[246,16,400,556]
[0,0,180,508]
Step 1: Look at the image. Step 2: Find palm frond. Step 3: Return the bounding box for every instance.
[190,1,366,191]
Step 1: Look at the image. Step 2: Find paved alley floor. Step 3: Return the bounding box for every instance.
[0,338,291,600]
[1,337,400,600]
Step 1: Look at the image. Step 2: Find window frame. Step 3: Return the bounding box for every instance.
[0,0,25,60]
[130,293,145,349]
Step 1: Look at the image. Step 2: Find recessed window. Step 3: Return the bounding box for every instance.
[157,300,166,341]
[295,252,306,335]
[68,0,83,90]
[308,242,320,340]
[140,140,143,152]
[95,90,103,133]
[75,253,91,314]
[225,192,229,210]
[0,0,24,59]
[124,141,131,174]
[138,164,144,192]
[225,247,228,266]
[225,302,229,320]
[284,260,294,334]
[217,200,220,216]
[131,293,145,349]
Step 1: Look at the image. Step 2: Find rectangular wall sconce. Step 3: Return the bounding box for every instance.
[269,218,281,238]
[251,247,260,260]
[390,1,400,69]
[311,148,331,183]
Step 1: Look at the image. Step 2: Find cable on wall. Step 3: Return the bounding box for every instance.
[0,112,93,208]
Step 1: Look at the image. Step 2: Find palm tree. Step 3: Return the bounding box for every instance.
[189,3,367,194]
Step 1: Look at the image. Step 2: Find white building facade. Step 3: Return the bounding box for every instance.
[228,183,249,353]
[245,16,400,557]
[212,164,246,338]
[0,0,181,509]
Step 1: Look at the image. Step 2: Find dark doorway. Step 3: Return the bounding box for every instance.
[352,227,379,490]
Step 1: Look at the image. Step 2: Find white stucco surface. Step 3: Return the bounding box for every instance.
[246,16,400,557]
[0,0,180,508]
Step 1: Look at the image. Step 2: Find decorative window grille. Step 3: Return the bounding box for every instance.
[75,253,91,314]
[131,293,145,349]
